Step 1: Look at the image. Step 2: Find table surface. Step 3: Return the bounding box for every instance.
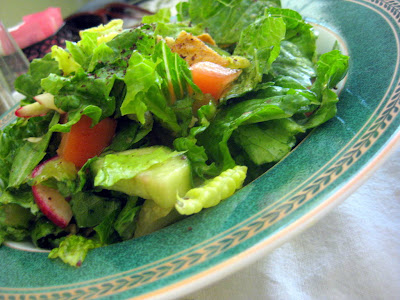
[183,146,400,299]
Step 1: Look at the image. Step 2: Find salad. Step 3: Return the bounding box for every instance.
[0,0,349,267]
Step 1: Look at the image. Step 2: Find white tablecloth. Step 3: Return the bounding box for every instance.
[183,146,400,299]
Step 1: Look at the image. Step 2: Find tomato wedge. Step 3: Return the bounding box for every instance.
[190,61,241,101]
[57,115,117,168]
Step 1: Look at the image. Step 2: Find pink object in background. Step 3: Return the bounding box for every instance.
[9,7,63,50]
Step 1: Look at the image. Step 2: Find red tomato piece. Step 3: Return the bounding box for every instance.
[190,61,241,101]
[57,115,117,168]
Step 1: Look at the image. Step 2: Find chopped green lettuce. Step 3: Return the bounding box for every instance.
[14,54,61,98]
[31,218,65,249]
[8,113,60,188]
[0,189,38,215]
[270,40,316,88]
[266,7,317,61]
[114,197,141,240]
[232,118,305,165]
[224,15,286,100]
[49,235,101,267]
[121,41,195,134]
[94,209,120,245]
[0,225,30,245]
[51,45,81,75]
[0,113,55,190]
[198,91,312,170]
[0,203,33,245]
[70,192,121,228]
[105,117,153,152]
[187,0,281,45]
[305,50,349,129]
[142,8,171,24]
[173,103,219,179]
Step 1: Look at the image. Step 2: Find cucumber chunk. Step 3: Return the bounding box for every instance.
[92,146,192,209]
[134,199,184,238]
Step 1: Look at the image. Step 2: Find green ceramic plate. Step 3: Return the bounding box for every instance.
[1,0,400,299]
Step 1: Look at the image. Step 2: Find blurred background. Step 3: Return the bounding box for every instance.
[1,0,93,28]
[0,0,158,62]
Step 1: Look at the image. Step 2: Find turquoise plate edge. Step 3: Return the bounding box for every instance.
[1,0,400,299]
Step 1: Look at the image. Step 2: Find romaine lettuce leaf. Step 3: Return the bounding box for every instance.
[105,117,153,152]
[155,22,205,39]
[176,1,190,22]
[0,202,32,226]
[188,0,281,45]
[0,200,36,245]
[120,51,159,123]
[31,218,65,249]
[80,19,123,39]
[51,45,81,75]
[70,192,121,228]
[89,24,155,71]
[270,40,316,88]
[94,210,119,245]
[142,86,181,133]
[312,50,349,93]
[305,88,339,129]
[14,54,61,98]
[305,50,349,128]
[0,189,38,214]
[0,113,54,190]
[114,197,141,240]
[142,8,171,24]
[0,225,29,245]
[42,68,119,132]
[266,7,317,61]
[107,25,156,58]
[232,118,305,165]
[65,19,126,71]
[223,15,286,100]
[173,103,219,178]
[45,25,157,133]
[122,41,195,134]
[198,91,311,170]
[153,41,194,103]
[8,112,60,188]
[142,7,204,38]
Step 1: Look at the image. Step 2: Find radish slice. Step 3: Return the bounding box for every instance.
[32,184,73,228]
[15,102,50,118]
[34,93,65,114]
[31,157,73,228]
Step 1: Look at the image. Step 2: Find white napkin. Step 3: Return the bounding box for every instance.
[183,146,400,300]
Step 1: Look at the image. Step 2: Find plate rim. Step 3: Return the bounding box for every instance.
[1,0,400,298]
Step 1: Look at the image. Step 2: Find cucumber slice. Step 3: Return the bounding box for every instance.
[92,147,192,209]
[134,199,184,238]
